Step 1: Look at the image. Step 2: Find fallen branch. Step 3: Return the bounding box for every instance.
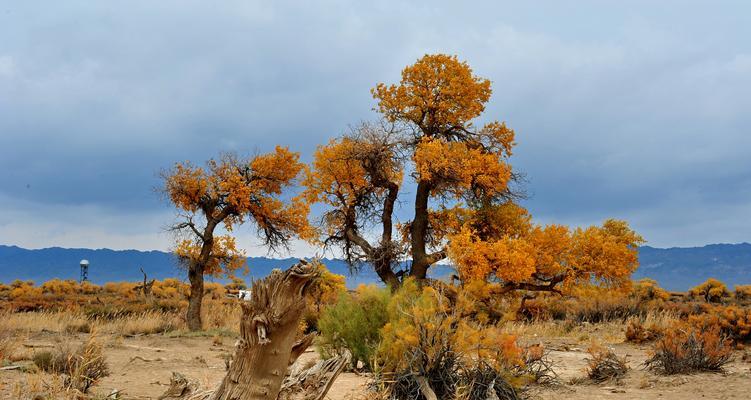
[123,345,166,353]
[416,376,438,400]
[128,356,164,363]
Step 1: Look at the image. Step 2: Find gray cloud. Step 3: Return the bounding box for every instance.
[0,0,749,250]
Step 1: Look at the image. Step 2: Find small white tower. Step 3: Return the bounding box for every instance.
[80,259,90,283]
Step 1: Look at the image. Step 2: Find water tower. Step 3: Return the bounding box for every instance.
[80,259,90,283]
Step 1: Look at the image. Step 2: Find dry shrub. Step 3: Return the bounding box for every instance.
[203,282,226,300]
[9,281,43,300]
[625,319,663,344]
[688,278,731,303]
[375,280,527,400]
[585,344,628,383]
[33,334,110,393]
[645,324,732,374]
[735,285,751,302]
[520,344,558,385]
[79,281,102,295]
[460,362,522,400]
[567,295,646,324]
[688,305,751,343]
[631,278,670,302]
[515,298,553,322]
[103,281,138,298]
[10,373,72,400]
[520,286,658,325]
[151,278,190,299]
[40,279,79,295]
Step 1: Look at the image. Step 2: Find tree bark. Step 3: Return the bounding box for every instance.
[410,181,431,280]
[160,261,351,400]
[186,220,217,331]
[211,260,318,400]
[374,259,400,290]
[186,263,205,331]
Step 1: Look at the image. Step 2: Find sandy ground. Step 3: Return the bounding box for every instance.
[2,332,750,399]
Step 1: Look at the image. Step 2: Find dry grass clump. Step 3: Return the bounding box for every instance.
[97,310,184,336]
[65,320,92,334]
[32,334,110,393]
[10,374,73,400]
[624,310,679,344]
[0,310,89,334]
[585,344,629,383]
[0,326,20,362]
[202,300,242,333]
[645,324,732,374]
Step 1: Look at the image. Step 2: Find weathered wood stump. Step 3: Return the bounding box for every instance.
[159,260,346,400]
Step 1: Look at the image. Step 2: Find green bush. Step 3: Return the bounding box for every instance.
[317,285,390,370]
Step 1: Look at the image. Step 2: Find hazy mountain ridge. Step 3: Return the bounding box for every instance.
[633,243,751,291]
[1,243,749,291]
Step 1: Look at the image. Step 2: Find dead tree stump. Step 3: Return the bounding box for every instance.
[161,260,347,400]
[211,261,318,400]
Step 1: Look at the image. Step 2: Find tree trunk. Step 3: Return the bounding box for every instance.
[186,264,205,331]
[410,181,431,280]
[374,259,400,290]
[211,260,318,400]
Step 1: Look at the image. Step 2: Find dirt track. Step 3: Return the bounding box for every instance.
[2,333,750,399]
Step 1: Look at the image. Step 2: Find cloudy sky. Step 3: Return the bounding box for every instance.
[1,1,749,256]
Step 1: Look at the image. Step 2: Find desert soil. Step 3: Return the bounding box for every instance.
[2,332,750,399]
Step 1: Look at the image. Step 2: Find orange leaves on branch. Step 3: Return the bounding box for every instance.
[163,146,313,278]
[372,54,491,133]
[448,205,644,294]
[303,124,404,274]
[568,220,643,287]
[164,163,208,213]
[448,227,535,284]
[308,262,347,311]
[175,235,246,277]
[378,279,523,373]
[304,134,402,209]
[164,147,309,235]
[413,137,512,199]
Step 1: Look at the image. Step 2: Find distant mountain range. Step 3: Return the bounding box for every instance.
[1,243,749,291]
[633,243,751,291]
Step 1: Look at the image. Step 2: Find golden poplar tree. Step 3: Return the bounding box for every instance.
[306,54,643,295]
[163,148,312,330]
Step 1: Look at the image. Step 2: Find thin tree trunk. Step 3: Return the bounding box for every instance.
[186,264,205,331]
[410,181,431,280]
